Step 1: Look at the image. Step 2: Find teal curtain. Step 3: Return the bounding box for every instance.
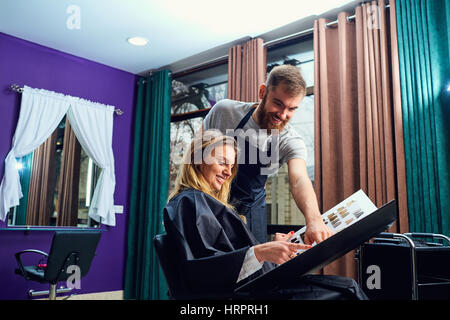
[15,153,33,225]
[396,0,450,235]
[124,70,171,300]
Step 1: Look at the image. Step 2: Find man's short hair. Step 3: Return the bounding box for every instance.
[266,65,306,97]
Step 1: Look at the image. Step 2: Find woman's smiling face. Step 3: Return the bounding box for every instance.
[199,144,236,191]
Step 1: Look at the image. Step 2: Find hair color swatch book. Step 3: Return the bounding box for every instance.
[291,190,378,246]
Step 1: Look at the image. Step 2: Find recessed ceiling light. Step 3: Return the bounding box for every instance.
[127,37,148,46]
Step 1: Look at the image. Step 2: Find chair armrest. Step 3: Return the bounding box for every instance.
[15,249,49,279]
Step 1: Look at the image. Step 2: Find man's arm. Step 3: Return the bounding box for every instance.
[287,158,333,244]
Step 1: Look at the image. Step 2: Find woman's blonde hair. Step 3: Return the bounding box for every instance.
[169,129,238,208]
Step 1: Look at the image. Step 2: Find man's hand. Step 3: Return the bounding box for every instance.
[303,219,334,245]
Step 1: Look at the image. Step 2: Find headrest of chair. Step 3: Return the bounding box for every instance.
[45,231,101,283]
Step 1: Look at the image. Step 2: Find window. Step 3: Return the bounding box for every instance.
[265,37,315,227]
[169,63,228,195]
[168,36,315,230]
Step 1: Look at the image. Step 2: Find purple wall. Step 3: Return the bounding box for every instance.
[0,32,137,299]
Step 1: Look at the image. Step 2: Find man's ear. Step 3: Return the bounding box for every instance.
[258,84,267,100]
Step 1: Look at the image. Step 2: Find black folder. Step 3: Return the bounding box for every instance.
[235,200,397,294]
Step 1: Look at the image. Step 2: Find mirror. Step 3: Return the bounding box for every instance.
[7,116,101,228]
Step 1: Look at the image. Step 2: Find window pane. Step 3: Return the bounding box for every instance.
[290,95,315,181]
[266,163,306,225]
[170,63,228,194]
[267,38,314,87]
[169,117,203,195]
[172,63,228,114]
[266,95,314,227]
[265,38,315,227]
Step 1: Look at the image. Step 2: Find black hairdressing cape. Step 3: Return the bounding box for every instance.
[163,189,369,300]
[163,188,274,297]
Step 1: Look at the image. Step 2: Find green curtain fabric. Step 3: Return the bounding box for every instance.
[124,70,171,300]
[396,0,450,235]
[15,152,33,225]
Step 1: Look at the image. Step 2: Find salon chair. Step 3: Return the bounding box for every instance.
[153,233,192,299]
[153,233,241,300]
[15,230,101,300]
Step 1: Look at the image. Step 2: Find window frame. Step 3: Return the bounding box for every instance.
[169,34,315,234]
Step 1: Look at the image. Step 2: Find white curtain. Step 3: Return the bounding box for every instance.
[67,99,116,226]
[0,87,70,221]
[0,86,117,226]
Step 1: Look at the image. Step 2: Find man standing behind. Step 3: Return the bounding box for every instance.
[203,65,332,244]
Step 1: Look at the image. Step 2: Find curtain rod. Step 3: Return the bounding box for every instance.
[264,3,391,47]
[171,54,229,79]
[326,3,390,27]
[9,84,124,115]
[171,2,391,77]
[263,27,314,48]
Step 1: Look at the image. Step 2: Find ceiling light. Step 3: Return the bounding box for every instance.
[127,37,148,46]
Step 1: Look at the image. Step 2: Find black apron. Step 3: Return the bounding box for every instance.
[230,107,271,243]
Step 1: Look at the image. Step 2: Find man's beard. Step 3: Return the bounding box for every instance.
[256,94,289,132]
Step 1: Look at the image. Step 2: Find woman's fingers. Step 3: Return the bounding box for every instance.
[284,243,313,261]
[280,243,312,262]
[287,231,295,241]
[288,243,312,252]
[274,231,295,242]
[255,241,314,265]
[274,233,284,241]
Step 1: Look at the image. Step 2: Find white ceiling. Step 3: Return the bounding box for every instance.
[0,0,359,75]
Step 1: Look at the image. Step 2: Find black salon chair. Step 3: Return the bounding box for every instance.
[153,233,191,299]
[15,231,101,300]
[153,233,238,300]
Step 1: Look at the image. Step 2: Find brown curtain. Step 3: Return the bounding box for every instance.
[228,38,266,102]
[313,0,409,279]
[26,131,58,226]
[56,118,81,226]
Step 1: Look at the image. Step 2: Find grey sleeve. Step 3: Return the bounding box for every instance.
[203,99,228,132]
[279,133,308,165]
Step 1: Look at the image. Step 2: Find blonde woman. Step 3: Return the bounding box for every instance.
[163,130,367,299]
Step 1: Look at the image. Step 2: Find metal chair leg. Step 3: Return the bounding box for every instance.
[49,284,57,300]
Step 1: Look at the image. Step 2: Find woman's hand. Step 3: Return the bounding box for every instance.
[274,231,295,242]
[253,241,312,265]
